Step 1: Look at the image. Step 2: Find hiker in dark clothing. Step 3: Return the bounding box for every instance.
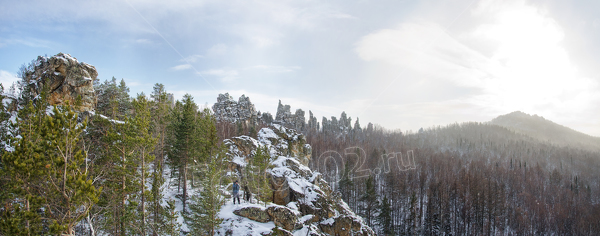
[244,185,251,203]
[232,180,240,204]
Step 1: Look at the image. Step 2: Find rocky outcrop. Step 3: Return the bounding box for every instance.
[233,207,271,223]
[308,111,319,130]
[275,100,307,131]
[212,93,370,138]
[225,125,311,173]
[212,93,258,125]
[220,125,374,236]
[22,53,97,112]
[275,100,292,123]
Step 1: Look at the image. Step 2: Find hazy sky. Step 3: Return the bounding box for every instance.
[1,0,599,136]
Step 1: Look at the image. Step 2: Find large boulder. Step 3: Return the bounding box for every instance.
[266,205,298,231]
[233,206,271,223]
[23,53,97,112]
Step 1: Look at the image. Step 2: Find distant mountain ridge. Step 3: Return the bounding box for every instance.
[489,111,600,153]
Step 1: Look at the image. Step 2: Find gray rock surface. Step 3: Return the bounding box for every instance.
[212,93,258,125]
[23,53,97,112]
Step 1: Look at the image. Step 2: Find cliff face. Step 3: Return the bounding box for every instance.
[23,53,97,112]
[220,125,374,236]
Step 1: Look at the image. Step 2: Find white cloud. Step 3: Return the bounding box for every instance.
[181,54,203,63]
[207,44,227,56]
[355,22,492,88]
[171,64,192,71]
[0,70,20,88]
[0,37,53,48]
[200,69,239,82]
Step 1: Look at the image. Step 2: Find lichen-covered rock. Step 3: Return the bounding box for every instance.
[266,205,298,231]
[233,206,271,223]
[23,53,97,112]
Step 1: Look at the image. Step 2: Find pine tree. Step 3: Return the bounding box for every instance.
[338,160,354,204]
[248,145,272,207]
[1,101,100,235]
[0,84,9,227]
[184,106,223,235]
[95,77,131,119]
[131,94,157,235]
[405,192,418,236]
[0,97,47,235]
[162,200,181,235]
[360,175,379,227]
[185,152,226,236]
[0,84,8,153]
[169,94,199,212]
[378,195,394,235]
[149,84,171,231]
[100,104,142,235]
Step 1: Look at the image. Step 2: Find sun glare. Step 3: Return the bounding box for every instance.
[477,3,581,113]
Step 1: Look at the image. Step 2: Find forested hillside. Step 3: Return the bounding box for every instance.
[490,111,600,152]
[305,122,600,235]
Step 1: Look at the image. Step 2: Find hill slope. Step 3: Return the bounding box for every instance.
[489,111,600,153]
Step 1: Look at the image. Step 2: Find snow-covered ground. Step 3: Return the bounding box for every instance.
[217,201,277,236]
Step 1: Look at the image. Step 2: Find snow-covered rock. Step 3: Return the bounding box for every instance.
[220,126,374,236]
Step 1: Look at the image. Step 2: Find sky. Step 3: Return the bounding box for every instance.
[1,0,600,136]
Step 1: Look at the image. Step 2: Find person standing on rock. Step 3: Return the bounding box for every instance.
[243,185,251,203]
[232,180,240,204]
